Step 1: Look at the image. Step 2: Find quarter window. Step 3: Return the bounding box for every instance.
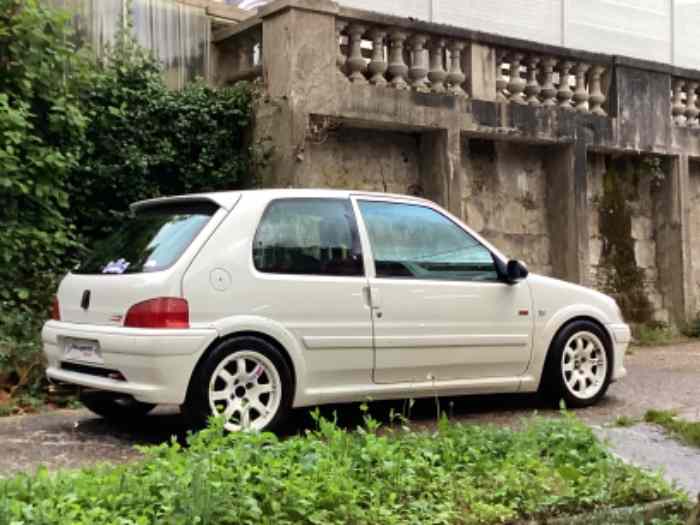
[253,199,364,277]
[358,200,498,282]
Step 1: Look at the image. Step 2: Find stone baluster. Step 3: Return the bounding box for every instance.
[409,34,430,92]
[588,65,607,116]
[557,60,574,109]
[367,28,388,86]
[336,20,348,73]
[524,56,541,106]
[495,50,508,102]
[427,37,447,93]
[540,57,557,106]
[572,62,590,112]
[446,40,467,96]
[346,23,368,84]
[685,81,699,127]
[387,29,409,90]
[336,22,348,71]
[672,79,686,125]
[507,52,526,104]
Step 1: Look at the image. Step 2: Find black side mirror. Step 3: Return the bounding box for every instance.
[505,260,529,284]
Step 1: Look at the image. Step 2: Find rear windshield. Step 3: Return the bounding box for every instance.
[74,202,219,275]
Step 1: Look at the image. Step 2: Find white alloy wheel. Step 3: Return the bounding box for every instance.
[560,331,608,400]
[208,351,282,432]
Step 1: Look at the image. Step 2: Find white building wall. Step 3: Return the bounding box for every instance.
[288,0,700,70]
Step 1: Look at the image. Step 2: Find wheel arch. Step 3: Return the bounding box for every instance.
[185,329,300,405]
[537,314,614,391]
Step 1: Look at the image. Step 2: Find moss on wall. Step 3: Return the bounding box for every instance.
[597,158,654,323]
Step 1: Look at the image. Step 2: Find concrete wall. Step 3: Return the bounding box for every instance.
[689,160,700,313]
[587,154,671,324]
[304,128,421,193]
[463,140,552,276]
[218,0,700,329]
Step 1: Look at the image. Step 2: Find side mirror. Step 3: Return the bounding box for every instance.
[506,260,529,284]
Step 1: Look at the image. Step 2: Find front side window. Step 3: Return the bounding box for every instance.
[358,200,498,282]
[75,202,218,275]
[253,198,364,277]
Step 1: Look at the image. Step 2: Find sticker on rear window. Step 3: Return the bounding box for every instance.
[102,258,131,274]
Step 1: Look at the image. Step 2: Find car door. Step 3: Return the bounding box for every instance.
[249,197,374,388]
[353,197,534,384]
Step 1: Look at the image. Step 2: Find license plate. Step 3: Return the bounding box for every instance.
[63,338,103,365]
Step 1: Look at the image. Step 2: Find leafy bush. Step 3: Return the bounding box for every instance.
[0,414,684,524]
[71,32,255,242]
[0,1,256,407]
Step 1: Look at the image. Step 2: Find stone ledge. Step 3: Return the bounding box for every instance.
[513,498,689,525]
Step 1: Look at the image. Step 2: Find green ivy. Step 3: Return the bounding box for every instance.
[0,0,256,404]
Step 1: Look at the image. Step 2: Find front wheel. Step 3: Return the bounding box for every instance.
[542,320,613,408]
[80,391,156,421]
[182,336,293,433]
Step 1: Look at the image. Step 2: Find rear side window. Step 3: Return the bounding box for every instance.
[253,198,364,277]
[75,202,218,275]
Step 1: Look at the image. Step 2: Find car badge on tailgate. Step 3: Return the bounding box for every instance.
[81,290,91,311]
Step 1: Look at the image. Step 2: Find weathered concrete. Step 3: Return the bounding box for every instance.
[213,0,700,326]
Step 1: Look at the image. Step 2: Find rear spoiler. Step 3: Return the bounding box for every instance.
[130,193,241,213]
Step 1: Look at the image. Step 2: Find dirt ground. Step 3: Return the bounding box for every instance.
[2,341,700,491]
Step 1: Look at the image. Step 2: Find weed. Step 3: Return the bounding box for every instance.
[614,415,639,427]
[0,413,685,525]
[635,323,675,346]
[645,409,700,448]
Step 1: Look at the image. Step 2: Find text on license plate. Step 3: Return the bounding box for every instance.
[63,338,103,364]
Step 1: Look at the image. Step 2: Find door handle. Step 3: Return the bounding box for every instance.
[362,286,382,309]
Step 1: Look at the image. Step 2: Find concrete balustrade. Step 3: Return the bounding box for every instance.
[672,78,700,127]
[212,20,263,86]
[497,51,608,115]
[336,19,469,97]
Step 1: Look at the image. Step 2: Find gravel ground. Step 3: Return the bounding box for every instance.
[2,341,700,489]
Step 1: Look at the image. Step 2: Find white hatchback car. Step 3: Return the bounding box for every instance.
[43,190,630,431]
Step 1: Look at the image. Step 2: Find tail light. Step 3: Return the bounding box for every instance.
[51,296,61,321]
[124,298,189,329]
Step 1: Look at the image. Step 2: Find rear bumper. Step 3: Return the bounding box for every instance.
[42,321,218,404]
[607,322,631,381]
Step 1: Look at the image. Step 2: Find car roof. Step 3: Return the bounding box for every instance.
[132,188,433,212]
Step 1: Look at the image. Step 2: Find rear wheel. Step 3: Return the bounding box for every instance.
[80,391,156,421]
[182,336,293,433]
[542,320,612,408]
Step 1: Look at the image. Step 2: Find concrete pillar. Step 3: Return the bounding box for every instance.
[420,128,463,217]
[656,155,694,325]
[257,0,340,187]
[466,43,497,101]
[544,140,590,285]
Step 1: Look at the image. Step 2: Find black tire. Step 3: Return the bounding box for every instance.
[80,391,156,421]
[182,336,293,433]
[541,320,613,408]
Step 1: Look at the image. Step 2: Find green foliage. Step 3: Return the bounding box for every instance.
[71,30,254,241]
[614,415,639,428]
[0,1,256,405]
[645,409,700,449]
[0,414,684,524]
[635,322,675,346]
[0,0,87,312]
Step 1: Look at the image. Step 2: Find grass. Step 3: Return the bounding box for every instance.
[0,411,685,525]
[635,323,676,346]
[614,415,640,428]
[645,409,700,448]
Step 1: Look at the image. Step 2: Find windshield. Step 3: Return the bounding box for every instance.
[74,202,218,275]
